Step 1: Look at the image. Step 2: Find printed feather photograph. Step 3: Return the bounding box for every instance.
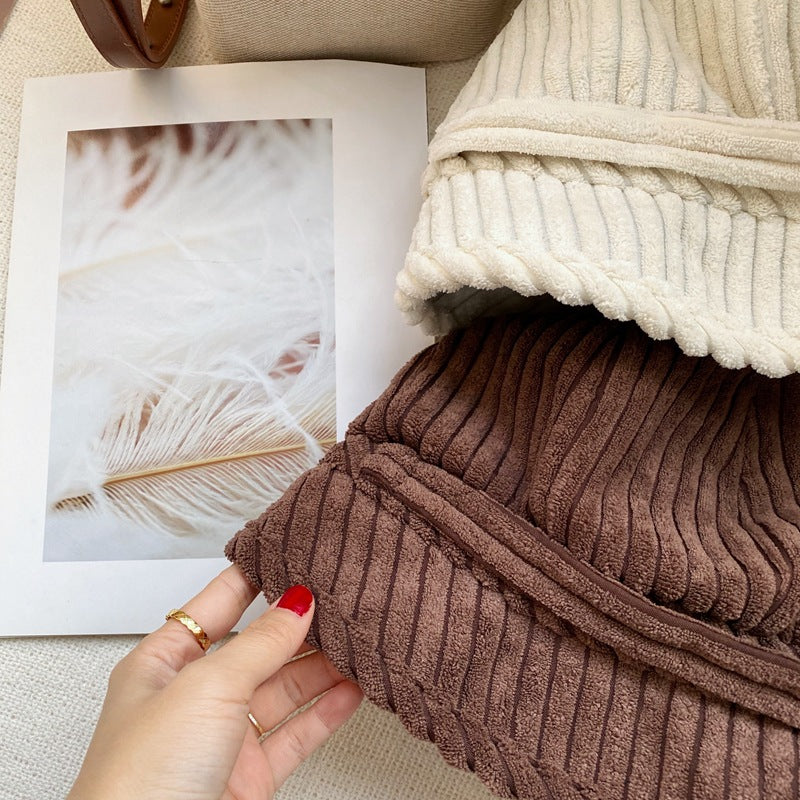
[44,118,334,561]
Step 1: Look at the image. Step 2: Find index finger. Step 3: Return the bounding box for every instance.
[142,564,260,671]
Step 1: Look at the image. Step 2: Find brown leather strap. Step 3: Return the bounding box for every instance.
[70,0,189,68]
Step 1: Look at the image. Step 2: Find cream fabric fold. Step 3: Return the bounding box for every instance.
[399,0,800,377]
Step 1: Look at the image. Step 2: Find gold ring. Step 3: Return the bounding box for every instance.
[248,712,268,742]
[165,608,211,652]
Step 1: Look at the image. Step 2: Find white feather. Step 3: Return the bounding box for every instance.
[45,120,335,561]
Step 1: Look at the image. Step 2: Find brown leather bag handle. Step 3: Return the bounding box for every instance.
[70,0,189,68]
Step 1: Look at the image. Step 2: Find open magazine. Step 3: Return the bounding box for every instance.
[0,60,429,634]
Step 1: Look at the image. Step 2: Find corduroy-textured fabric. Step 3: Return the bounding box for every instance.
[227,305,800,799]
[397,0,800,378]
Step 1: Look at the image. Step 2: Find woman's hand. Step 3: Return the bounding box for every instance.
[67,565,364,800]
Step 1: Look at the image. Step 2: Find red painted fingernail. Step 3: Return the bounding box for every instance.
[276,585,313,617]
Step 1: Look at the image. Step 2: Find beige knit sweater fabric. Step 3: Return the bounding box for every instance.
[399,0,800,377]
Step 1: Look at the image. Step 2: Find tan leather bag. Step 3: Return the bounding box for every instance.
[70,0,512,69]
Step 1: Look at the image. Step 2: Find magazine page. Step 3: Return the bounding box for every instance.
[0,60,429,635]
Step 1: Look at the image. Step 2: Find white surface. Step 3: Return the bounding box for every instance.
[0,633,495,800]
[0,1,495,798]
[0,61,429,637]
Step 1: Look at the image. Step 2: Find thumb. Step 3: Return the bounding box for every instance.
[201,584,315,696]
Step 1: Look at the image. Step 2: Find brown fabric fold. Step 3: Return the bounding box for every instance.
[227,307,800,799]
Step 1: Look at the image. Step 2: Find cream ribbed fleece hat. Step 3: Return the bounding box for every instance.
[398,0,800,377]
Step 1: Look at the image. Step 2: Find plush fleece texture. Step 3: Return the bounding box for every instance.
[397,0,800,378]
[227,304,800,799]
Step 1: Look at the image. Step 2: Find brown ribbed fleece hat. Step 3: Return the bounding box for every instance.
[226,305,800,799]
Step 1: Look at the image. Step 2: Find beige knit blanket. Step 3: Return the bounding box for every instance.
[399,0,800,377]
